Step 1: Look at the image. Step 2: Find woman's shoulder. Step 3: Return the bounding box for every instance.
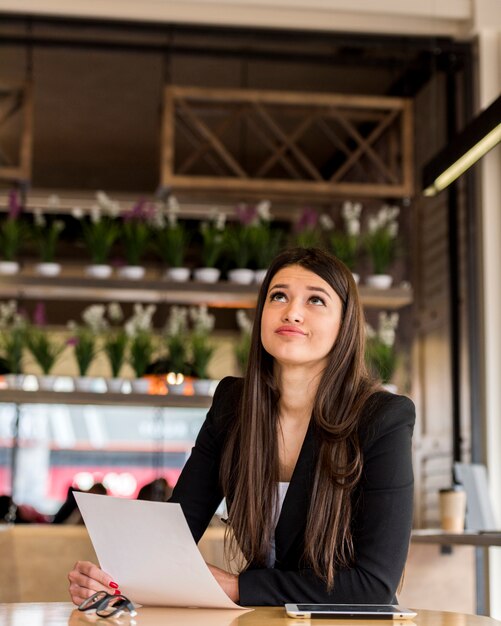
[208,376,244,423]
[212,376,244,403]
[358,390,415,445]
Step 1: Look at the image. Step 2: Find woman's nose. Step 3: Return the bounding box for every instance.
[283,301,304,323]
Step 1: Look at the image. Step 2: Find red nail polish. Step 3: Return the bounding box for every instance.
[114,589,121,595]
[109,582,119,589]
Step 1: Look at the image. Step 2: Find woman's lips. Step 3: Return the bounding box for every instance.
[275,325,306,336]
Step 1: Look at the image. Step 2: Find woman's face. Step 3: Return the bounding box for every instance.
[261,264,343,370]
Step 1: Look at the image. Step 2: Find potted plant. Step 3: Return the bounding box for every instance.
[326,201,363,283]
[67,304,106,391]
[193,210,226,283]
[102,302,128,391]
[248,200,282,283]
[0,190,26,275]
[152,194,191,282]
[125,303,157,393]
[189,304,215,395]
[225,203,257,285]
[292,206,324,249]
[364,204,400,288]
[32,207,65,277]
[0,300,27,388]
[25,303,66,390]
[365,312,399,391]
[234,309,253,375]
[73,191,120,279]
[163,305,189,394]
[119,199,152,280]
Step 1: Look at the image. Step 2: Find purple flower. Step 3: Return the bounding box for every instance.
[295,207,319,233]
[8,190,22,219]
[33,302,46,327]
[123,199,155,223]
[235,203,258,226]
[67,336,79,347]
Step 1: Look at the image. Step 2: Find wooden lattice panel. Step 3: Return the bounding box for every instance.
[161,86,413,199]
[0,82,33,184]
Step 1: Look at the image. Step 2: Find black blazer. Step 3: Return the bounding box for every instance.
[170,376,415,606]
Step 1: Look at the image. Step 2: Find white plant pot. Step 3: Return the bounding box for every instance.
[352,272,360,285]
[167,381,186,396]
[254,269,268,284]
[165,267,191,282]
[86,264,113,279]
[192,378,214,396]
[37,375,57,391]
[4,374,25,390]
[35,262,61,277]
[131,378,150,394]
[73,376,98,392]
[228,268,255,285]
[0,261,20,275]
[106,378,124,393]
[366,274,393,289]
[118,265,145,280]
[193,267,221,284]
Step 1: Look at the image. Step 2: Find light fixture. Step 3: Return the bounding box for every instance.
[423,94,501,196]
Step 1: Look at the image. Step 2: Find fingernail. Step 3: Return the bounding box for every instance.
[114,589,122,595]
[109,582,119,589]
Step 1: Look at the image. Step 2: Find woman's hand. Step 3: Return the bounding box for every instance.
[207,563,239,603]
[68,560,119,606]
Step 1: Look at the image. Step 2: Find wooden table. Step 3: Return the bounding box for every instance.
[1,603,500,626]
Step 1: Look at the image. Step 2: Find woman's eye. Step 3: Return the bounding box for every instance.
[270,291,287,302]
[309,295,326,306]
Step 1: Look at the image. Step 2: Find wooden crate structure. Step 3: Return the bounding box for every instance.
[161,86,413,200]
[0,82,33,185]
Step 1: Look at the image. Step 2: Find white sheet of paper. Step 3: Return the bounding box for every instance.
[74,492,246,609]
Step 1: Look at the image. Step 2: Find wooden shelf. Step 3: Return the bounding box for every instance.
[0,273,258,309]
[412,529,501,547]
[0,389,212,409]
[0,272,413,310]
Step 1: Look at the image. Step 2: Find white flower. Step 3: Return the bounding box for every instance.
[342,201,362,221]
[125,304,157,337]
[82,304,107,332]
[72,207,84,220]
[378,312,399,347]
[319,214,334,230]
[256,200,272,222]
[34,208,46,227]
[236,310,253,335]
[165,305,189,336]
[189,304,215,334]
[346,217,360,236]
[167,195,180,214]
[0,300,18,327]
[107,302,124,323]
[96,191,121,217]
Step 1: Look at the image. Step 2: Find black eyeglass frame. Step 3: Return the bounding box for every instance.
[77,591,137,618]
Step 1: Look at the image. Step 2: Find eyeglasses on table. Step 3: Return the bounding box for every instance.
[78,591,137,619]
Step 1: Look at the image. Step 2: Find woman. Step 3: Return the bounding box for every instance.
[69,247,415,606]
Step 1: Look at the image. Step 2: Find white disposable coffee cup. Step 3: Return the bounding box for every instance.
[439,486,466,533]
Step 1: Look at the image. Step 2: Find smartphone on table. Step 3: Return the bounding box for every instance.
[285,604,417,619]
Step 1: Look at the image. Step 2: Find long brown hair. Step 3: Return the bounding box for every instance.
[220,247,377,589]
